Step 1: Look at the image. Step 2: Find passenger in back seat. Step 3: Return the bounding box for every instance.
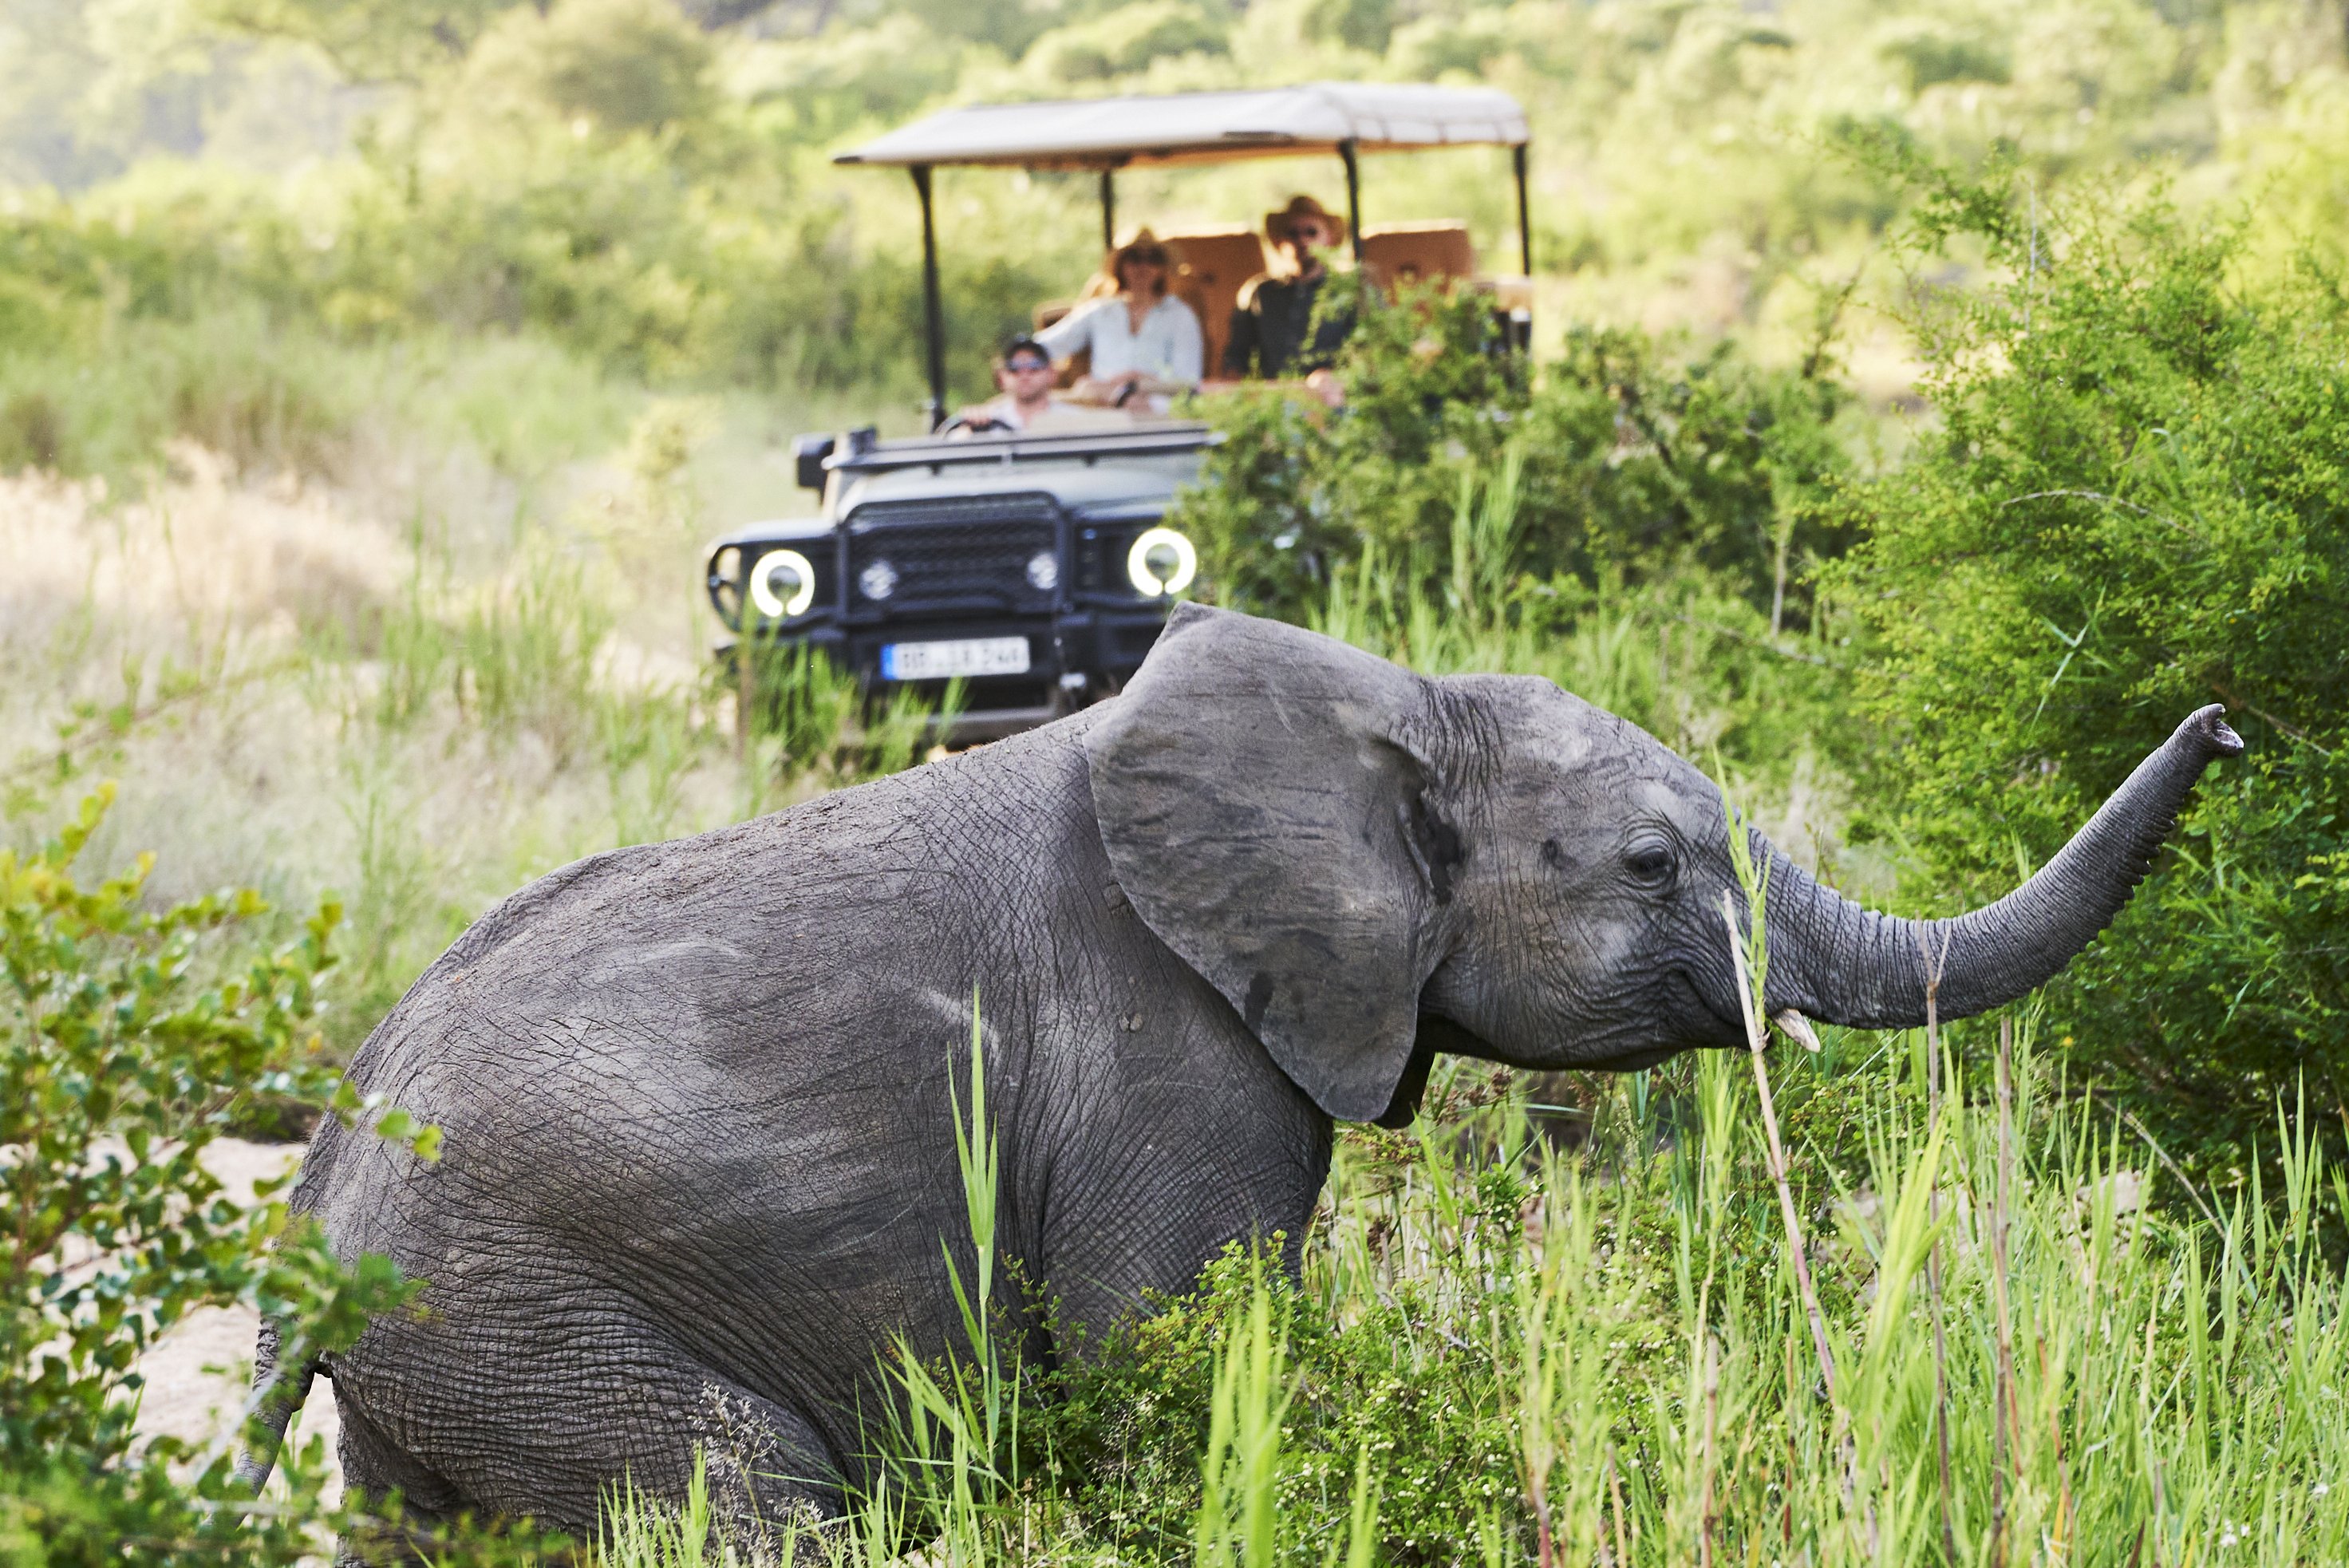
[1221,195,1356,386]
[1035,231,1204,413]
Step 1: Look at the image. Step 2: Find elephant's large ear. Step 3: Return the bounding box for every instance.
[1085,603,1457,1122]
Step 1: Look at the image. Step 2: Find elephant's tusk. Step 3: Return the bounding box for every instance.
[1772,1009,1822,1052]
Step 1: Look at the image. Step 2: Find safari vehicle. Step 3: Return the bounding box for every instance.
[705,82,1533,737]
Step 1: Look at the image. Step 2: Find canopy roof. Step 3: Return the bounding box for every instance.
[835,83,1529,171]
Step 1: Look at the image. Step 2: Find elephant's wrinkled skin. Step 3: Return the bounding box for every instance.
[243,604,2240,1539]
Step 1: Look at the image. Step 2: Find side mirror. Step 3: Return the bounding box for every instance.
[792,433,836,493]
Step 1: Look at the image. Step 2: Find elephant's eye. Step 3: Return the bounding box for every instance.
[1625,843,1676,889]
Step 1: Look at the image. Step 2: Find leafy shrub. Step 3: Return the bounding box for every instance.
[0,787,420,1560]
[1387,10,1513,81]
[1875,17,2012,91]
[1175,281,1853,630]
[1302,0,1395,54]
[730,18,974,144]
[1026,1211,1601,1567]
[1827,170,2349,1159]
[203,0,518,84]
[1302,445,1852,792]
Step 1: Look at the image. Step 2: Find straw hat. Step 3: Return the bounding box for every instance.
[1092,227,1173,298]
[1264,195,1347,247]
[1108,227,1171,270]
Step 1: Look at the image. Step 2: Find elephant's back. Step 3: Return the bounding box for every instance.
[357,707,1106,1064]
[302,717,1104,1375]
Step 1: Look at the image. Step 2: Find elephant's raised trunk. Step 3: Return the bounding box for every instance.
[1759,705,2242,1029]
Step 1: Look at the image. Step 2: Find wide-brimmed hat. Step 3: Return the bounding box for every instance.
[1108,227,1171,268]
[1264,195,1346,247]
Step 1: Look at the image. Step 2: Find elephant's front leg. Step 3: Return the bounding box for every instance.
[1032,1012,1335,1359]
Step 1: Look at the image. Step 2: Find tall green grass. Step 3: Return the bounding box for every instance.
[734,644,965,820]
[598,924,2349,1565]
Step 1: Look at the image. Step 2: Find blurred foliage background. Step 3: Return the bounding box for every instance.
[12,0,2349,444]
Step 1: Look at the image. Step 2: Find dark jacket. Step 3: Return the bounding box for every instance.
[1220,271,1354,379]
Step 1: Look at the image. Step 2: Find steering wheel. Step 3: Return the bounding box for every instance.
[938,413,1011,436]
[706,545,746,626]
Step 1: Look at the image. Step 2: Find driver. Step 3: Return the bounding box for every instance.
[952,337,1083,436]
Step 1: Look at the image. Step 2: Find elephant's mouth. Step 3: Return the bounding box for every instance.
[1522,969,1739,1072]
[1675,964,1748,1045]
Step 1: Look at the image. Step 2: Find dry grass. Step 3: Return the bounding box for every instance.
[0,422,751,1047]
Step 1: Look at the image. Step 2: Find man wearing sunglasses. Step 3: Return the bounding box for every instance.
[953,337,1076,435]
[1220,194,1358,385]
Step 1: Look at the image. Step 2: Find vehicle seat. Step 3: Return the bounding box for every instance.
[1362,223,1477,293]
[1162,228,1269,379]
[1032,300,1089,387]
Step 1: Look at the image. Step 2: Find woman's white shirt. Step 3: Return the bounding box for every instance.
[1036,293,1203,385]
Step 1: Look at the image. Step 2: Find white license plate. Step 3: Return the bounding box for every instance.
[881,636,1032,681]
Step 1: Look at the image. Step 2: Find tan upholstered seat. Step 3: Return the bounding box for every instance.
[1161,227,1269,378]
[1362,222,1477,291]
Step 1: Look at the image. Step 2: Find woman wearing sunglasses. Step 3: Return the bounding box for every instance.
[1035,229,1205,412]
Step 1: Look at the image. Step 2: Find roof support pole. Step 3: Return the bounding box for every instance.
[912,164,947,431]
[1513,142,1533,276]
[1099,169,1116,253]
[1339,138,1364,268]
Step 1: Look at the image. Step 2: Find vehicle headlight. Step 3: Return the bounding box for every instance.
[859,559,898,601]
[748,548,817,619]
[1126,527,1198,596]
[1026,550,1059,592]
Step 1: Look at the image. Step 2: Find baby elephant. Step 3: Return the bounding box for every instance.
[241,603,2240,1540]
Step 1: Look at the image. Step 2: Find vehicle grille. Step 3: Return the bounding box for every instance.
[846,496,1058,612]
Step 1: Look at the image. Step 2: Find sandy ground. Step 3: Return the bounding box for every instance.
[130,1138,344,1502]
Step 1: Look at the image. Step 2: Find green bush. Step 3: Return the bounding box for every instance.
[730,18,973,146]
[0,787,434,1562]
[1297,444,1852,793]
[1024,0,1230,84]
[1175,282,1852,631]
[1827,171,2349,1160]
[1025,1207,1605,1567]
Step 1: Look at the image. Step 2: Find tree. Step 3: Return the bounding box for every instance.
[201,0,518,82]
